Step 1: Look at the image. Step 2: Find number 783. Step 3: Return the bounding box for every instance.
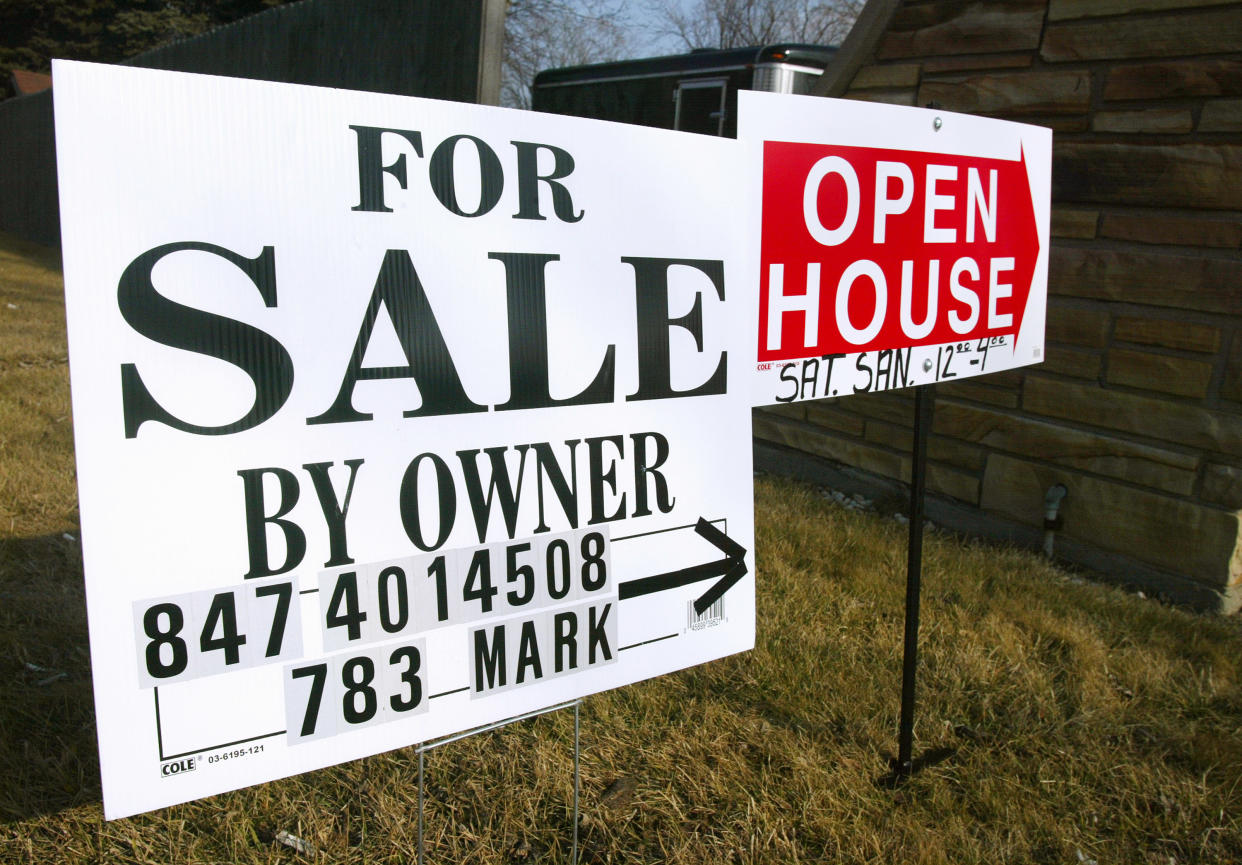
[284,640,428,742]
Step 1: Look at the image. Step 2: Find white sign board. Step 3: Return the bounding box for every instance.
[54,61,756,819]
[739,92,1051,406]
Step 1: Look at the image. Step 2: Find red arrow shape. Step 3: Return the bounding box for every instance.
[758,140,1040,362]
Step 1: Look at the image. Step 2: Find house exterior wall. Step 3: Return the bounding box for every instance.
[756,0,1242,611]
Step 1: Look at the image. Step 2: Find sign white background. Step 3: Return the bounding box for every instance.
[55,61,757,819]
[739,92,1051,406]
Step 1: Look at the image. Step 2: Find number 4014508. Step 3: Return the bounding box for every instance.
[133,577,303,687]
[317,528,612,652]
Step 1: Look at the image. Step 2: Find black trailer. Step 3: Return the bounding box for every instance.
[530,44,837,138]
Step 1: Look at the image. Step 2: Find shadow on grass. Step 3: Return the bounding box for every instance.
[874,746,958,789]
[0,533,101,821]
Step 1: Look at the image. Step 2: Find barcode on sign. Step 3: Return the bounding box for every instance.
[688,597,725,630]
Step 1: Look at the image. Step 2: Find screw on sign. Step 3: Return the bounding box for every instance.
[759,141,1040,362]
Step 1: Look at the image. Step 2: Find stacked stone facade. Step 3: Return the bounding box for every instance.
[756,0,1242,610]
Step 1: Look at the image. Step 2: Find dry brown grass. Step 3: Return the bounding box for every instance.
[2,230,1241,863]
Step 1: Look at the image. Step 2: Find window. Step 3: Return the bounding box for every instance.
[674,78,728,136]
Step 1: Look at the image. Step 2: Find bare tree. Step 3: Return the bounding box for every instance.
[502,0,636,109]
[654,0,862,51]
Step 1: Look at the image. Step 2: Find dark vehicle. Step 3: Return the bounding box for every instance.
[530,44,838,138]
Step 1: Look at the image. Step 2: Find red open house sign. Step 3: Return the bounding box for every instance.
[759,141,1040,363]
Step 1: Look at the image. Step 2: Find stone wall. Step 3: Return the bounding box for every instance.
[758,0,1242,611]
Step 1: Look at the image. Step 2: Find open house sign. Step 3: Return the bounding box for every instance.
[741,92,1050,406]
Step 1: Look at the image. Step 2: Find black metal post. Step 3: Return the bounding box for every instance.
[897,384,934,775]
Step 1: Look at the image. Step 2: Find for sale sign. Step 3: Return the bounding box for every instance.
[54,61,756,819]
[740,93,1050,405]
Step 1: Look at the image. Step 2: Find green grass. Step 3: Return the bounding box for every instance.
[2,229,1242,863]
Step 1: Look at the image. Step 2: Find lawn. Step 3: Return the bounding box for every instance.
[2,229,1241,863]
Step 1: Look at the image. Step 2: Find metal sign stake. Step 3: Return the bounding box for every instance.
[897,384,934,776]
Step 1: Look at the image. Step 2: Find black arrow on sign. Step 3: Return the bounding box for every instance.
[618,518,748,616]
